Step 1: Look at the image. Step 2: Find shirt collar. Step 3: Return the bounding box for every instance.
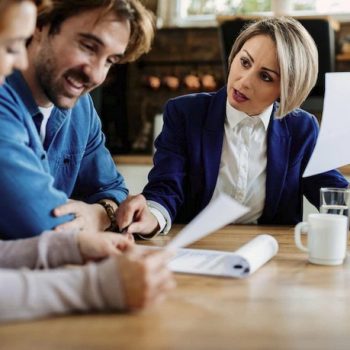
[226,99,272,131]
[38,105,54,121]
[6,70,40,117]
[6,70,70,118]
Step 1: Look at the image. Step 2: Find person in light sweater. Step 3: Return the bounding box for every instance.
[0,230,174,322]
[0,0,175,323]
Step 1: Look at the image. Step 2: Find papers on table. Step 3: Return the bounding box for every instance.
[150,194,278,278]
[303,73,350,177]
[166,193,249,250]
[169,234,279,278]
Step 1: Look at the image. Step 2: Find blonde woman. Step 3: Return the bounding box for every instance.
[117,17,348,237]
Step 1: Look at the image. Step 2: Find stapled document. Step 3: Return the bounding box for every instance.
[169,234,278,278]
[153,193,279,278]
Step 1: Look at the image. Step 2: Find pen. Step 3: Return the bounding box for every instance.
[117,224,131,234]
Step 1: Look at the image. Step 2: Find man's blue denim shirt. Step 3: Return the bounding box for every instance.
[0,71,128,239]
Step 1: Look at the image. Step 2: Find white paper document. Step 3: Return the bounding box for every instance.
[303,73,350,177]
[169,234,278,278]
[140,195,277,278]
[166,193,249,250]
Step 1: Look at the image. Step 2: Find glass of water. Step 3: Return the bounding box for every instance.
[320,187,350,218]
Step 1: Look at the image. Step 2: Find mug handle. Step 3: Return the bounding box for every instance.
[294,222,309,252]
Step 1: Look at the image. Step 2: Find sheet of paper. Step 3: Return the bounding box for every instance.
[303,73,350,177]
[169,248,246,277]
[169,235,278,278]
[166,193,249,250]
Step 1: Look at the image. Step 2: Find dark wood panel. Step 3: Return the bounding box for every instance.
[124,27,225,154]
[143,27,222,63]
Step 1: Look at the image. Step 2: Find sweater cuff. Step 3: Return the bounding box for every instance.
[36,230,83,269]
[96,257,125,310]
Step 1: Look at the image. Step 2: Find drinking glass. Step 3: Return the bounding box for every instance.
[320,187,350,218]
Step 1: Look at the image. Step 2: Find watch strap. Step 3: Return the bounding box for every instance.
[98,200,117,232]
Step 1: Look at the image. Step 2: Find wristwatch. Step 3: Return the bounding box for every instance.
[98,200,118,232]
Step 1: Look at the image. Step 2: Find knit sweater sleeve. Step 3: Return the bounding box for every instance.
[0,232,125,322]
[0,231,83,268]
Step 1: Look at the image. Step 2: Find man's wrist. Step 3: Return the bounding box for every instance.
[136,207,166,241]
[149,207,166,233]
[97,200,118,232]
[146,200,172,234]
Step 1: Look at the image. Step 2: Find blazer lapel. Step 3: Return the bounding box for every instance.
[201,87,227,207]
[260,106,291,221]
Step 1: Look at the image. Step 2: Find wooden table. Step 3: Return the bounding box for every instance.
[1,225,350,350]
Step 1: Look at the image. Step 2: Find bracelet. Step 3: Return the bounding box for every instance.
[98,200,117,232]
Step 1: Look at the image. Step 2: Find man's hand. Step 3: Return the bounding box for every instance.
[116,247,176,310]
[53,199,110,233]
[116,195,159,236]
[77,231,134,262]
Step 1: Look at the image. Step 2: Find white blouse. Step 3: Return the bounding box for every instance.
[209,101,272,223]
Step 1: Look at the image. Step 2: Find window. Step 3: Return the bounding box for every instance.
[178,0,271,17]
[159,0,350,27]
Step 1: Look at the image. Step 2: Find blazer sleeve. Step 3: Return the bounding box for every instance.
[142,100,188,222]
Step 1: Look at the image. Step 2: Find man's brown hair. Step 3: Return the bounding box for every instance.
[36,0,155,62]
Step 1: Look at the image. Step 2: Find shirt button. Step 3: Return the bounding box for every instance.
[40,154,46,160]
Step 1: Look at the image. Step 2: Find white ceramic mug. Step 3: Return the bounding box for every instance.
[294,213,348,265]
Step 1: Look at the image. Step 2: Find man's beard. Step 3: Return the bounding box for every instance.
[34,51,92,109]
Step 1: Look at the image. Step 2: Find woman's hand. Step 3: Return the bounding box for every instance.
[116,247,176,310]
[77,231,134,262]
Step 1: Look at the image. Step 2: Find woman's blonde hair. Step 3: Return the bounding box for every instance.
[228,17,318,118]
